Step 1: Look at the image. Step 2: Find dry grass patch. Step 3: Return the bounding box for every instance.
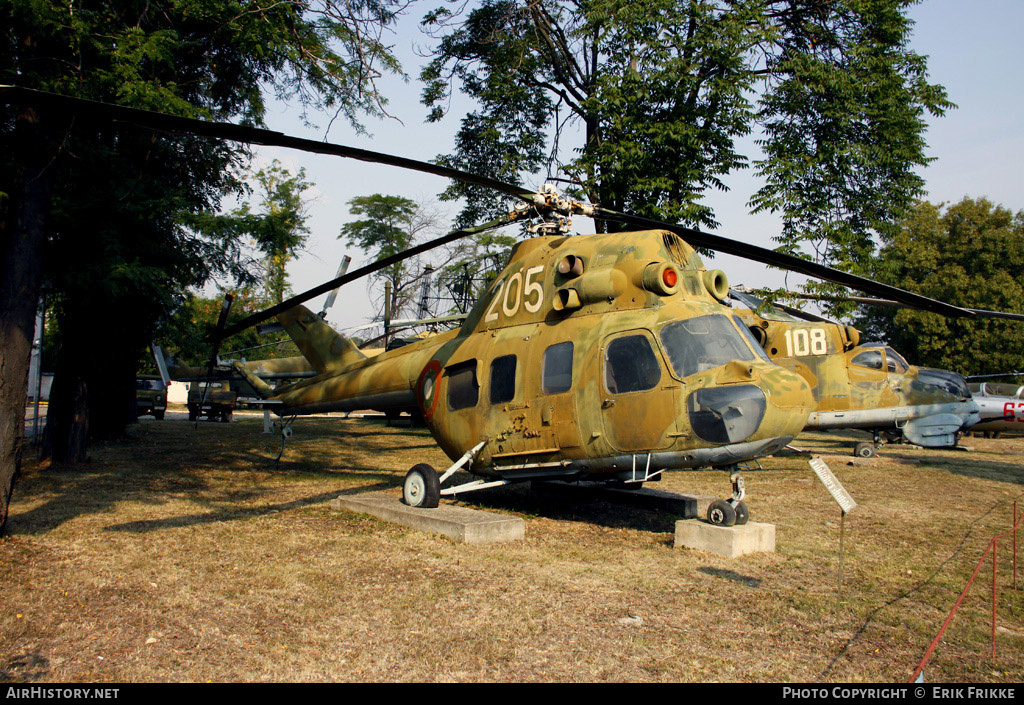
[1,416,1022,682]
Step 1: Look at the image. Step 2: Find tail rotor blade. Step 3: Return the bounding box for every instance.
[320,256,351,316]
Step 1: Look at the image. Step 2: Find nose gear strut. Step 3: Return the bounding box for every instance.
[706,466,750,527]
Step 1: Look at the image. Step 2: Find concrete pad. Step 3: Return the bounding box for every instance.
[532,481,715,519]
[330,492,525,545]
[674,520,776,559]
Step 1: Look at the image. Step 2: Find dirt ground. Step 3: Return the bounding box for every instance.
[1,413,1022,683]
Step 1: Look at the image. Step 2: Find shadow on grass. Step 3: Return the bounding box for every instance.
[453,480,683,535]
[9,417,410,536]
[698,566,763,587]
[0,649,49,683]
[103,482,393,534]
[793,431,1024,488]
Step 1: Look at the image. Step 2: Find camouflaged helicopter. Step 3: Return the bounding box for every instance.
[232,220,817,526]
[0,85,996,527]
[728,288,980,457]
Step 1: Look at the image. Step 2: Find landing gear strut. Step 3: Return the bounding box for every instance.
[706,467,750,527]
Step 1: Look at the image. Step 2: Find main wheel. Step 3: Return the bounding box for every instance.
[733,500,749,526]
[707,499,737,527]
[854,442,877,458]
[403,464,440,508]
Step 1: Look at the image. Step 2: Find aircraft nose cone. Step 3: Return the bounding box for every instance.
[751,364,814,440]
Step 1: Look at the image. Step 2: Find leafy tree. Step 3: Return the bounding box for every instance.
[339,194,460,323]
[856,198,1024,376]
[233,160,314,305]
[0,0,403,531]
[420,0,950,271]
[160,289,298,368]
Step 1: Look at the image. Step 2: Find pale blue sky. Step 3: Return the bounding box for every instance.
[247,0,1024,330]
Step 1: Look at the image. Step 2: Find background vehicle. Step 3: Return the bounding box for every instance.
[135,376,167,420]
[187,381,237,422]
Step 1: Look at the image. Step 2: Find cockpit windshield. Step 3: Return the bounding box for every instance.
[659,315,758,378]
[915,368,971,399]
[851,344,911,374]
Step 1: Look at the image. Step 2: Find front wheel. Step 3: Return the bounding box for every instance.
[707,499,737,527]
[403,464,440,508]
[854,442,877,458]
[733,500,749,526]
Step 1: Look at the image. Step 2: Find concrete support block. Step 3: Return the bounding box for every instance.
[533,481,716,519]
[330,492,525,545]
[674,519,776,558]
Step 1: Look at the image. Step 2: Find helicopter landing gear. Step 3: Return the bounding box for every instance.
[274,416,297,465]
[402,441,489,507]
[853,441,877,458]
[707,468,749,527]
[403,463,441,508]
[707,499,736,527]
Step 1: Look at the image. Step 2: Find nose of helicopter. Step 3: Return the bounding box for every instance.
[757,363,816,437]
[683,363,814,448]
[912,367,981,430]
[960,398,982,430]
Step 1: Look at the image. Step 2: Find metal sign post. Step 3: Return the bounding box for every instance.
[809,457,858,608]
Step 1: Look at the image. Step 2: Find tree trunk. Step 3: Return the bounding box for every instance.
[40,372,89,463]
[0,105,53,533]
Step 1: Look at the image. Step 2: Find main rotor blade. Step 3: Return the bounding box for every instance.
[218,215,512,339]
[0,85,535,202]
[785,293,1024,322]
[0,85,977,321]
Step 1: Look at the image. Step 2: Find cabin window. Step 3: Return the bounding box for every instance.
[490,355,517,404]
[446,360,479,410]
[851,349,884,370]
[604,335,661,394]
[659,315,757,378]
[542,342,573,394]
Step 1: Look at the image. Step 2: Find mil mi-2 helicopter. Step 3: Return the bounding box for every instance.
[728,288,980,457]
[1,85,1000,527]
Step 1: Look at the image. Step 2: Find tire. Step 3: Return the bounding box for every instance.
[707,499,737,527]
[188,407,198,422]
[154,411,165,421]
[403,464,440,508]
[854,442,877,458]
[733,500,749,526]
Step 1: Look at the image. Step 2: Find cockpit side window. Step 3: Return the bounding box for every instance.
[851,349,884,370]
[605,335,661,394]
